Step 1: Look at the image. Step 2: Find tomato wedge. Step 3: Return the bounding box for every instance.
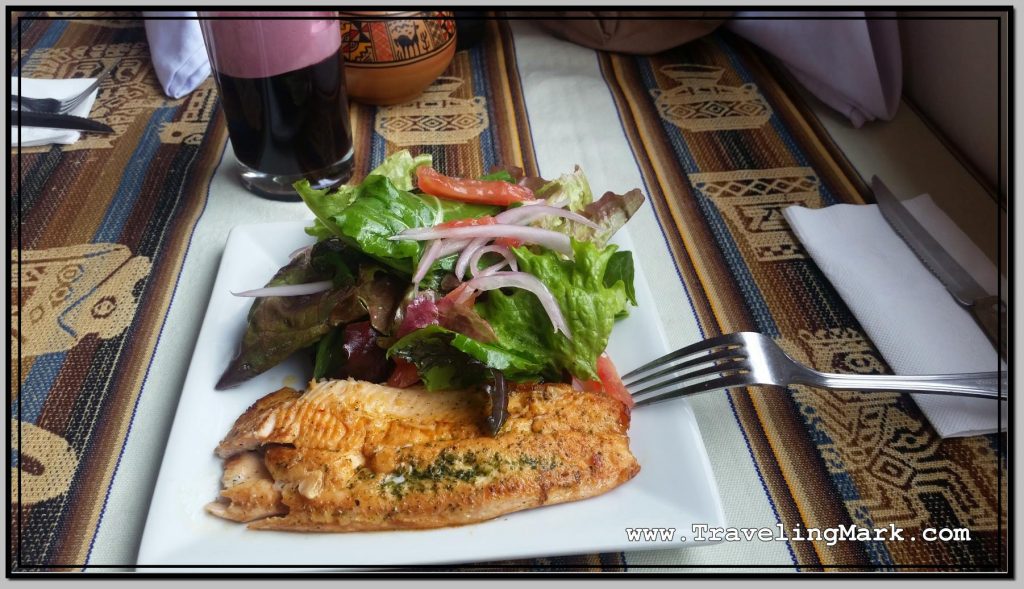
[435,216,496,229]
[417,166,536,206]
[572,376,604,394]
[387,358,421,388]
[440,282,480,307]
[571,354,634,410]
[596,353,635,409]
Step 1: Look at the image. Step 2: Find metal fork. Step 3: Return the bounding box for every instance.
[11,58,120,115]
[624,332,1006,407]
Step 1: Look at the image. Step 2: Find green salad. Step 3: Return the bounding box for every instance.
[218,150,644,434]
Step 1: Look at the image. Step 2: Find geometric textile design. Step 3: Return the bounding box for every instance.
[12,243,151,357]
[651,64,772,132]
[375,76,489,146]
[689,167,820,261]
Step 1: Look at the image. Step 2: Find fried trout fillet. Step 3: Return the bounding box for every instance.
[206,378,639,531]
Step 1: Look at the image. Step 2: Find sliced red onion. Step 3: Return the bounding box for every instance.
[232,281,332,298]
[495,204,599,229]
[461,271,572,338]
[477,262,506,277]
[391,225,573,257]
[410,239,473,287]
[394,226,435,239]
[398,203,588,239]
[519,195,569,208]
[548,196,570,209]
[438,238,472,258]
[455,237,489,279]
[469,245,518,277]
[411,239,443,287]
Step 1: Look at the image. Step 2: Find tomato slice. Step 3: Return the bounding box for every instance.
[596,353,635,409]
[436,216,497,229]
[494,236,524,248]
[571,354,634,409]
[440,282,480,307]
[572,376,604,394]
[417,166,536,206]
[387,358,421,388]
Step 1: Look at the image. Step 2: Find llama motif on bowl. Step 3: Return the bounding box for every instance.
[339,11,457,105]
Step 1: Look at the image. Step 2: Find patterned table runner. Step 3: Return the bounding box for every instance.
[11,12,227,571]
[600,32,1005,571]
[11,13,1005,573]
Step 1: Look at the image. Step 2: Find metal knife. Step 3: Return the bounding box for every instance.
[872,176,1006,359]
[10,110,114,134]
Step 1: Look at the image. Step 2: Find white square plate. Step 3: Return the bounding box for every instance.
[137,221,725,569]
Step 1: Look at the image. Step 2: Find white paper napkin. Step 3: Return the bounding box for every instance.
[11,76,102,147]
[783,196,1005,438]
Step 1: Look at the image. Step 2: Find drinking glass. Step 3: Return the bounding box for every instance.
[199,12,354,200]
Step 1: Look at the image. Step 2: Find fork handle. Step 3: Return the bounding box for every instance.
[801,371,1006,400]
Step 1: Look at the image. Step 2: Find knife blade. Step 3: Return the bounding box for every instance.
[10,110,114,134]
[872,176,1006,359]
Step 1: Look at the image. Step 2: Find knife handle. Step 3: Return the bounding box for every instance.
[972,295,1007,361]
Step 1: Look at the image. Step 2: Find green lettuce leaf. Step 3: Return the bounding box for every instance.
[296,153,498,279]
[386,325,487,390]
[305,219,335,241]
[532,166,643,246]
[476,239,634,381]
[387,324,544,390]
[300,150,428,244]
[535,166,592,219]
[366,150,433,191]
[312,326,346,380]
[416,193,500,224]
[604,250,636,306]
[297,174,439,274]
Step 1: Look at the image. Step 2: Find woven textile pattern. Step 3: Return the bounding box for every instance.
[10,12,228,570]
[9,15,620,572]
[10,14,1004,572]
[600,32,1005,571]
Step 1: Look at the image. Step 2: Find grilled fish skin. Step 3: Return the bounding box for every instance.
[206,378,638,531]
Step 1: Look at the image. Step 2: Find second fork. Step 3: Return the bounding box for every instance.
[12,58,121,114]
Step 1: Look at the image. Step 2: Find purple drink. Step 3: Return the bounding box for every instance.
[200,12,354,200]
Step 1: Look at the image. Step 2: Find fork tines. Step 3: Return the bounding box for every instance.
[14,58,120,115]
[623,333,752,407]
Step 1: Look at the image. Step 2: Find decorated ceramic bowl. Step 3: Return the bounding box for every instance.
[339,11,457,105]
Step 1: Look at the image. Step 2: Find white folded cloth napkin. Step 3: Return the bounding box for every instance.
[11,76,101,147]
[143,11,211,99]
[783,196,1005,438]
